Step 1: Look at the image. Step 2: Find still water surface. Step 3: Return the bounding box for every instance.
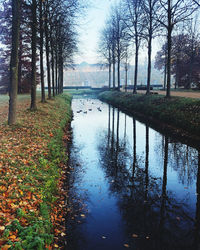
[66,97,200,250]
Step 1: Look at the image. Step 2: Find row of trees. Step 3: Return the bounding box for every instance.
[99,0,200,97]
[155,27,200,89]
[2,0,83,124]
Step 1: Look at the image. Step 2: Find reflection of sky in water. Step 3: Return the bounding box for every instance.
[68,97,199,250]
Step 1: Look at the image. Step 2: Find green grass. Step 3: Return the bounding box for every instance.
[64,89,103,96]
[0,94,72,249]
[99,91,200,138]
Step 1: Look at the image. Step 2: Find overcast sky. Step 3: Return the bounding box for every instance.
[74,0,118,64]
[74,0,162,65]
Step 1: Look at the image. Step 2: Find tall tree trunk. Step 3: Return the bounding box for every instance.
[50,39,55,97]
[164,55,167,90]
[18,34,22,94]
[166,0,172,98]
[55,49,58,95]
[125,64,128,92]
[113,53,116,89]
[109,49,111,89]
[133,40,139,94]
[8,0,21,125]
[58,52,63,94]
[39,0,45,103]
[117,56,120,91]
[30,0,37,110]
[146,30,152,95]
[109,62,111,89]
[44,5,51,99]
[60,61,63,93]
[166,27,172,97]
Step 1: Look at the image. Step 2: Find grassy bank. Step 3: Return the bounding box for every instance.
[0,94,72,249]
[65,89,103,97]
[99,91,200,146]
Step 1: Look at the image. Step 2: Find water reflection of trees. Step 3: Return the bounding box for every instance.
[98,106,200,250]
[155,135,199,186]
[66,143,90,250]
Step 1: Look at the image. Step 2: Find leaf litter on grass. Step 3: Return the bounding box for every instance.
[0,95,72,249]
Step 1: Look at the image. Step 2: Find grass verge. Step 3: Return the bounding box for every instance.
[65,89,103,97]
[0,94,72,249]
[99,91,200,147]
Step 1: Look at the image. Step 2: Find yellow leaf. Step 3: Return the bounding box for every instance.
[1,245,12,250]
[0,226,5,231]
[9,235,16,240]
[124,244,130,248]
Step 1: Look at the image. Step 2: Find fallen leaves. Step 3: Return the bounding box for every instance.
[1,244,11,250]
[124,243,130,248]
[132,233,138,238]
[0,96,72,249]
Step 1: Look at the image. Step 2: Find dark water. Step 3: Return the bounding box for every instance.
[66,97,200,250]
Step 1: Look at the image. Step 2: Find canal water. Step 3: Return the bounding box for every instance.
[66,97,200,250]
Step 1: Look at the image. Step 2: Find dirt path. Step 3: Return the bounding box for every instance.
[137,90,200,99]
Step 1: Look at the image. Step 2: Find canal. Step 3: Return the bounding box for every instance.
[66,97,200,250]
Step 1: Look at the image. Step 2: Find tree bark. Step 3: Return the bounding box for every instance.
[8,0,21,125]
[133,39,139,94]
[39,0,45,103]
[166,27,172,98]
[117,56,120,91]
[55,48,58,94]
[30,0,37,110]
[50,39,55,97]
[166,0,172,98]
[125,64,128,92]
[113,57,116,89]
[164,54,167,90]
[146,21,152,95]
[44,3,51,99]
[18,34,22,94]
[109,49,111,89]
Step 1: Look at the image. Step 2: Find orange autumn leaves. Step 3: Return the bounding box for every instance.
[0,96,71,249]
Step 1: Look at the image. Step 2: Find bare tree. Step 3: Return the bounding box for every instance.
[123,45,131,92]
[112,5,129,91]
[192,0,200,7]
[39,0,45,103]
[157,0,197,97]
[142,0,160,94]
[98,24,113,89]
[44,0,51,99]
[8,0,21,125]
[123,0,144,94]
[30,0,37,110]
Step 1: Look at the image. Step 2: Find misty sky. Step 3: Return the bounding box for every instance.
[75,0,161,65]
[75,0,119,64]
